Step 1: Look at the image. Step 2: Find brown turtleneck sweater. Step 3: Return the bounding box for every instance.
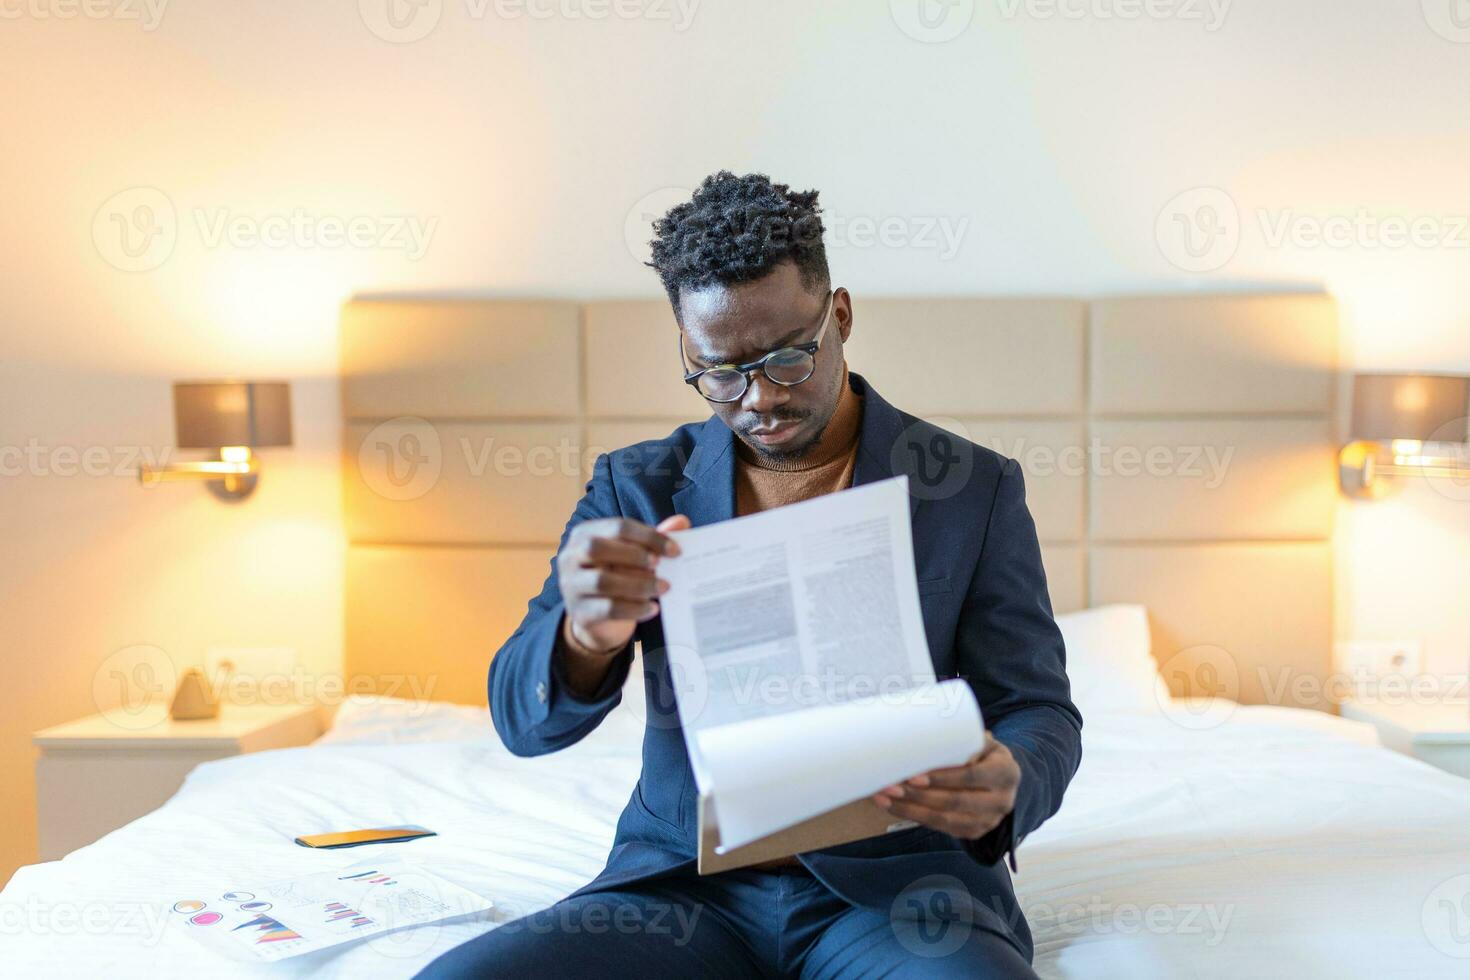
[735,367,864,517]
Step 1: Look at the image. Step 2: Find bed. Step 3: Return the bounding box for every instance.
[14,290,1465,975]
[7,671,1470,978]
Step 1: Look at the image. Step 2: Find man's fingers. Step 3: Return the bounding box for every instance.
[569,516,689,571]
[875,736,1015,840]
[977,732,998,759]
[882,785,1005,811]
[656,514,691,534]
[913,744,1012,790]
[574,596,659,623]
[919,764,994,790]
[576,568,667,600]
[875,798,972,837]
[948,762,1016,791]
[581,537,661,569]
[558,517,686,635]
[610,518,681,556]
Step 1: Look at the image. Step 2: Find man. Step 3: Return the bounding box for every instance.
[420,172,1081,978]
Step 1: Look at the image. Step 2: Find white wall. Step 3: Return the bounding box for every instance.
[3,0,1468,879]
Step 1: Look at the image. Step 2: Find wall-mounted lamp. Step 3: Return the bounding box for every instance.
[139,381,292,501]
[1339,373,1469,499]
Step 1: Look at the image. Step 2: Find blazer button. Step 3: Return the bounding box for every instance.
[535,681,548,704]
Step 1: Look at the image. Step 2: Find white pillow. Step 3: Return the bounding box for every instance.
[316,655,650,751]
[1056,604,1170,716]
[317,695,495,745]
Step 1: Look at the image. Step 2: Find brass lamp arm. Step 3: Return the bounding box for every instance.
[138,447,259,500]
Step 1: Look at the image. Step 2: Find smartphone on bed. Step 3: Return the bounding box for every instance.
[294,826,437,849]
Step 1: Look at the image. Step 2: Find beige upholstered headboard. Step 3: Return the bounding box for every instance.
[341,293,1337,708]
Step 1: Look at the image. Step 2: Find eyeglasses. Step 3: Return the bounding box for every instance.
[679,292,835,404]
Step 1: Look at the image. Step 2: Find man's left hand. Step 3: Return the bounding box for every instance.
[872,733,1020,840]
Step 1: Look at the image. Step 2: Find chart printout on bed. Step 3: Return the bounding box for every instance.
[657,475,985,852]
[168,860,492,962]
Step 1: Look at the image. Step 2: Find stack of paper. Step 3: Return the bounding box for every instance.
[658,476,985,853]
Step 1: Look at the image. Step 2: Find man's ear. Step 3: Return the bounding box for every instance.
[833,287,853,344]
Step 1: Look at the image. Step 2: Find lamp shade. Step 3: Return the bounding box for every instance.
[1350,374,1469,443]
[173,381,292,449]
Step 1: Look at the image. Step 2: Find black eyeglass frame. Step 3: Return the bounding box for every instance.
[678,292,836,404]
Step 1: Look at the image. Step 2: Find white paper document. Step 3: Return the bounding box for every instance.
[168,860,492,962]
[658,475,985,852]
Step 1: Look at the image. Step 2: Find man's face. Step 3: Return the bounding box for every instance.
[678,262,853,462]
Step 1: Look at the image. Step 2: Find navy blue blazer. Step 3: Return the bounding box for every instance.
[488,373,1082,959]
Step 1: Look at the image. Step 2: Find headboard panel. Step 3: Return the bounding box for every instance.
[341,293,1337,708]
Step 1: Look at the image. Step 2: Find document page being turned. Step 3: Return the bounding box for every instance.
[656,475,985,854]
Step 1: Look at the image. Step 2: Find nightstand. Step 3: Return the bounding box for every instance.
[1341,698,1470,779]
[33,703,321,860]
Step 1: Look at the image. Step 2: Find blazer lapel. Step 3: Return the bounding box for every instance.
[671,415,736,527]
[850,372,921,519]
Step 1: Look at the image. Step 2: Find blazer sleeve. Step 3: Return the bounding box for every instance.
[957,461,1084,867]
[488,452,636,757]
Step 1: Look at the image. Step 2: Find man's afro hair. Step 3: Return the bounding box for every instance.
[647,171,830,315]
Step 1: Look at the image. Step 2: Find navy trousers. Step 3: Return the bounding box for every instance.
[416,865,1037,979]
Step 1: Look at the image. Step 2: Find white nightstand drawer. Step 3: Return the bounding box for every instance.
[33,704,321,861]
[1341,698,1470,779]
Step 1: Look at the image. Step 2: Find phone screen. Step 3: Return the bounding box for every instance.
[294,826,437,849]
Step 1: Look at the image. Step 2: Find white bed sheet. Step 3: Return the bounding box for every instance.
[5,697,1470,978]
[1020,707,1470,978]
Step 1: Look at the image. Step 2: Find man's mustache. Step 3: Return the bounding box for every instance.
[738,411,808,434]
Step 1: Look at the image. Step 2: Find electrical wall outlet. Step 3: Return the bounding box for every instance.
[1337,639,1424,679]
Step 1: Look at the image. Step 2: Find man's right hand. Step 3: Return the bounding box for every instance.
[556,515,691,657]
